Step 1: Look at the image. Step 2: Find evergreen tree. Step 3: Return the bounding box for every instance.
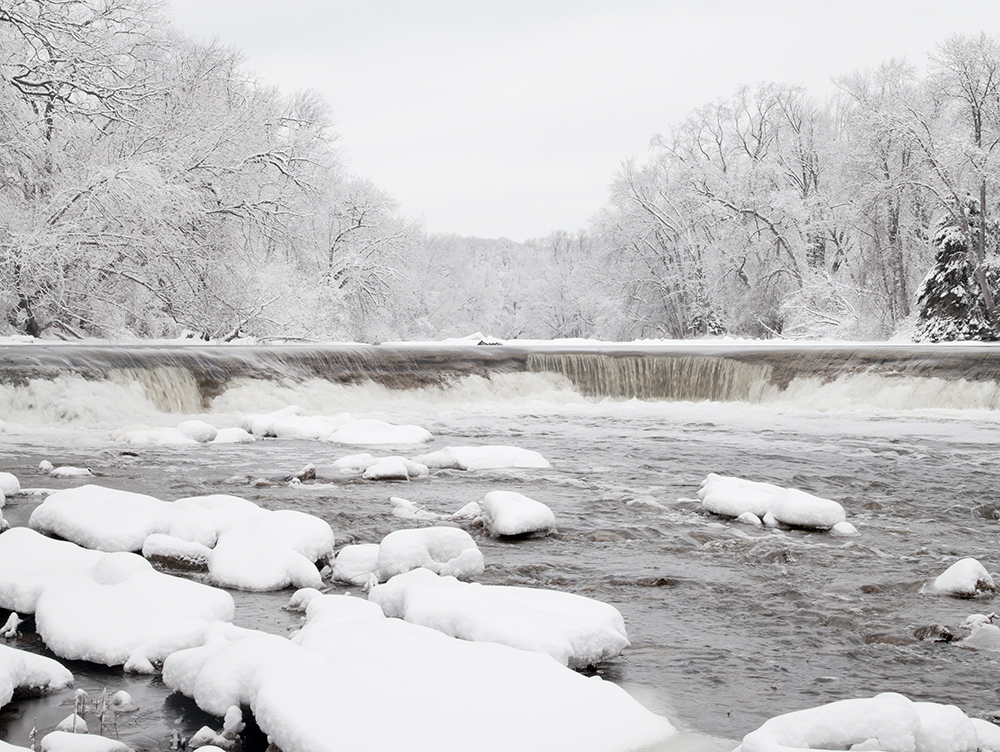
[914,199,1000,341]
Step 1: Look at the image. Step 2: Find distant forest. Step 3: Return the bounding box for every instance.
[3,1,1000,343]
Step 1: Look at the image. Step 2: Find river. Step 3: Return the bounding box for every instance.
[2,341,1000,750]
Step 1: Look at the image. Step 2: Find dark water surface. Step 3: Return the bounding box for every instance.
[2,357,1000,749]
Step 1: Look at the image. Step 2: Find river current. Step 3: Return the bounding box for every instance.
[2,343,1000,750]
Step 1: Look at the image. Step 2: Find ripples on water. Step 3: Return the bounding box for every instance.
[2,366,1000,749]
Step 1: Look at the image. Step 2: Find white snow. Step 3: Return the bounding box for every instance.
[360,456,429,481]
[242,407,430,445]
[959,614,1000,650]
[368,568,628,667]
[480,490,556,537]
[210,427,255,444]
[39,732,132,752]
[164,599,676,752]
[0,528,105,613]
[698,473,847,530]
[0,644,73,709]
[330,544,381,587]
[0,472,20,497]
[27,486,334,591]
[326,417,432,445]
[176,420,218,443]
[47,466,94,479]
[375,526,484,581]
[114,425,200,445]
[330,527,485,586]
[920,558,996,597]
[416,445,551,471]
[735,692,1000,752]
[34,551,235,671]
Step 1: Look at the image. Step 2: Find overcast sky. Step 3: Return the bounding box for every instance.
[167,1,1000,241]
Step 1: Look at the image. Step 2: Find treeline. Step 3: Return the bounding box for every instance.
[2,1,999,342]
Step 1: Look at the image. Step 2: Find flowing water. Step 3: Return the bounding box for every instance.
[3,342,1000,750]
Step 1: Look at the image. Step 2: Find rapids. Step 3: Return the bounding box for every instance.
[2,341,1000,750]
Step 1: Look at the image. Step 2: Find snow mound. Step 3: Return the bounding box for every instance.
[369,568,628,667]
[481,490,555,537]
[0,472,20,497]
[330,544,381,587]
[30,485,169,552]
[920,558,996,597]
[47,466,93,479]
[376,527,484,581]
[164,603,676,752]
[416,445,551,471]
[242,407,430,446]
[959,614,1000,650]
[208,510,334,591]
[735,692,1000,752]
[34,551,235,671]
[360,457,429,481]
[0,528,104,613]
[27,486,334,591]
[326,418,432,445]
[210,427,255,444]
[40,731,132,752]
[114,425,200,445]
[698,473,846,530]
[176,420,218,443]
[0,644,74,709]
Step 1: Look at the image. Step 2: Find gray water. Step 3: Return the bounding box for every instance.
[2,345,1000,750]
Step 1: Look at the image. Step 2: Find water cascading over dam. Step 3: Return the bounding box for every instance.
[4,341,1000,411]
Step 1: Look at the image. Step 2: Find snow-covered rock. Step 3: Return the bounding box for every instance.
[164,604,676,752]
[959,614,1000,650]
[39,731,132,752]
[480,490,555,537]
[114,425,200,445]
[243,406,347,440]
[330,544,381,587]
[376,526,484,581]
[209,427,256,444]
[369,568,628,667]
[360,457,429,481]
[0,472,20,497]
[34,551,235,672]
[176,420,218,443]
[208,510,334,591]
[0,528,104,613]
[416,445,550,471]
[698,473,846,530]
[326,418,431,445]
[48,466,94,479]
[734,692,1000,752]
[30,485,169,552]
[0,644,73,709]
[920,558,996,597]
[27,487,334,592]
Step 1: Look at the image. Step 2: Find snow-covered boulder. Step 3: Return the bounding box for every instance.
[30,485,169,552]
[40,731,132,752]
[416,445,550,471]
[243,406,347,440]
[176,420,218,443]
[208,510,334,591]
[369,568,628,668]
[697,473,846,530]
[0,528,104,613]
[47,466,94,479]
[376,526,484,581]
[0,644,73,708]
[959,614,1000,650]
[330,544,381,587]
[734,692,1000,752]
[0,472,20,497]
[34,551,235,672]
[164,604,676,752]
[920,558,996,597]
[210,427,256,444]
[27,487,334,592]
[326,418,431,445]
[361,457,429,481]
[480,490,555,537]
